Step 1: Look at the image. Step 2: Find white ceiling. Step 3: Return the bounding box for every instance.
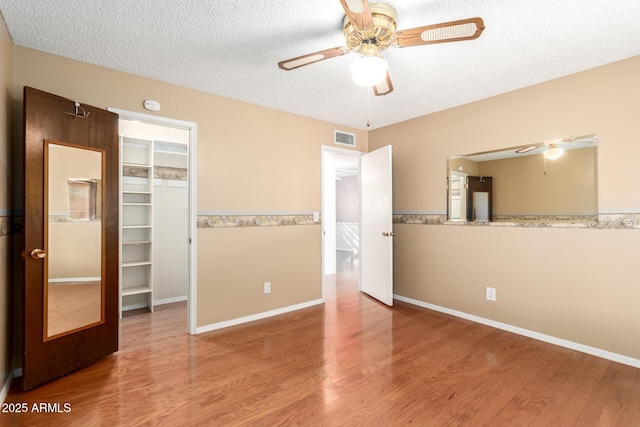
[1,1,639,130]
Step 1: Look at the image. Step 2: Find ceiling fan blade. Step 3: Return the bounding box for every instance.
[339,0,374,32]
[278,47,350,71]
[560,134,598,144]
[373,71,393,96]
[396,17,485,47]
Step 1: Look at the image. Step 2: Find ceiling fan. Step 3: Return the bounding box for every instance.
[514,134,598,160]
[278,0,485,96]
[460,134,598,162]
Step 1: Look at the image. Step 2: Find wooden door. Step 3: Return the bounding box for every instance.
[22,87,119,390]
[360,145,393,306]
[466,176,493,221]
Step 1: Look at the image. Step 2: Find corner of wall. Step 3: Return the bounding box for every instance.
[1,9,17,401]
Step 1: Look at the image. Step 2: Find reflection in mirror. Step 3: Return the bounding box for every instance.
[449,171,466,221]
[447,134,598,223]
[45,141,104,339]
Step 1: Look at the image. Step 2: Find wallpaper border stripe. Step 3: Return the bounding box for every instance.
[194,211,640,229]
[393,212,640,229]
[197,213,320,228]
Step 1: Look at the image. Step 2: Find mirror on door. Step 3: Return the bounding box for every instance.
[45,141,105,339]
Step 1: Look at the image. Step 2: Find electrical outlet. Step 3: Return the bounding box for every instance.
[486,287,496,302]
[264,282,271,294]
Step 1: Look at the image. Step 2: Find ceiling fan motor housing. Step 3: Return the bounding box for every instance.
[343,3,397,54]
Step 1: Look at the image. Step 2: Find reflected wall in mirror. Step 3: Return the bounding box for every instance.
[45,141,105,339]
[447,134,598,223]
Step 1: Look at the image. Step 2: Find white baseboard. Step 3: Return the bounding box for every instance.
[153,296,187,306]
[196,299,324,334]
[394,294,640,369]
[1,370,14,404]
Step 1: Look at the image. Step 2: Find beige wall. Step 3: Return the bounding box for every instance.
[448,157,479,177]
[48,222,101,279]
[1,14,13,388]
[370,56,640,360]
[198,226,321,325]
[478,147,597,215]
[12,46,368,329]
[336,175,359,223]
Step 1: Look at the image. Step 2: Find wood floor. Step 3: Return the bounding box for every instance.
[3,266,640,426]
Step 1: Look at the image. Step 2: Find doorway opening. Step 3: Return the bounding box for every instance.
[109,108,197,334]
[448,170,467,221]
[321,146,362,299]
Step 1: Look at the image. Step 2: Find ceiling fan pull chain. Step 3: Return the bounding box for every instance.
[366,88,371,127]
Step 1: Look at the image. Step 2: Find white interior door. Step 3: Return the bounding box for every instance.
[360,145,393,306]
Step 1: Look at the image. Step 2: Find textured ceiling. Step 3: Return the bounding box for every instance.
[1,1,639,130]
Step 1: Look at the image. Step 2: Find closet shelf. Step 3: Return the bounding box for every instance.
[122,285,152,296]
[123,191,152,195]
[154,149,188,156]
[122,261,152,268]
[122,162,152,168]
[122,240,152,245]
[123,203,152,206]
[122,225,152,229]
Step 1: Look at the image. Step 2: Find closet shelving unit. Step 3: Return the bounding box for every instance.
[120,136,154,314]
[119,134,189,316]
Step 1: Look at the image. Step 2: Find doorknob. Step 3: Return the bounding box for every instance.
[382,232,395,237]
[30,248,47,260]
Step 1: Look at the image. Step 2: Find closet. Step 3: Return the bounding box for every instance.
[119,120,189,315]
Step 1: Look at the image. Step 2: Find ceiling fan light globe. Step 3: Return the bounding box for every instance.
[544,144,564,160]
[351,55,388,87]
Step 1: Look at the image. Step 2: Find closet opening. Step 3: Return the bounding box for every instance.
[109,108,197,334]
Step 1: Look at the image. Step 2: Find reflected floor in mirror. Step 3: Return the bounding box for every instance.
[47,281,101,337]
[4,270,640,425]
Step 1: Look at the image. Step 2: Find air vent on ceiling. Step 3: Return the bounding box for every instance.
[334,130,355,147]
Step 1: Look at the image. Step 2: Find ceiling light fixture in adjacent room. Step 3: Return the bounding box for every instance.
[544,143,564,160]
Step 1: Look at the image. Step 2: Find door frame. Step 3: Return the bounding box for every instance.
[108,108,197,334]
[321,145,363,299]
